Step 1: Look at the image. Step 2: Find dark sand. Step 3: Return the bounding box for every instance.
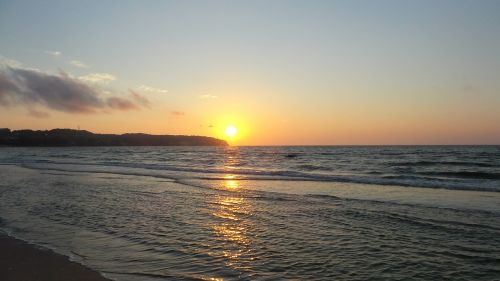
[0,235,110,281]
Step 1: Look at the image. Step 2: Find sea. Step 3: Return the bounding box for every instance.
[0,146,499,280]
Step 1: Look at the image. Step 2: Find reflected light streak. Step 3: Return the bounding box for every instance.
[209,176,253,270]
[225,179,239,190]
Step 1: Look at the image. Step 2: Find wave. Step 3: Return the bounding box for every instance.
[389,160,495,168]
[295,164,333,172]
[306,194,500,216]
[10,161,500,193]
[419,171,500,180]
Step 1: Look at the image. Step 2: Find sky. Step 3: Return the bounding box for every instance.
[1,0,499,145]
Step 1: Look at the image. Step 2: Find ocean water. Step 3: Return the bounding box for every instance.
[0,146,499,280]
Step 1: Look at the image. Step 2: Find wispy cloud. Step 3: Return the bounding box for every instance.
[129,90,151,108]
[200,94,218,99]
[0,56,22,68]
[106,97,139,111]
[79,73,116,84]
[44,50,62,57]
[170,111,185,116]
[137,85,168,94]
[0,58,149,114]
[27,108,50,118]
[70,60,89,68]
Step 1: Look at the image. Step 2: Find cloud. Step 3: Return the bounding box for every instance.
[1,67,103,113]
[79,73,116,84]
[460,83,479,94]
[27,108,50,118]
[0,56,22,68]
[137,85,168,94]
[200,94,218,99]
[0,63,148,114]
[70,60,89,68]
[45,50,62,57]
[129,90,151,108]
[170,111,185,116]
[106,97,138,110]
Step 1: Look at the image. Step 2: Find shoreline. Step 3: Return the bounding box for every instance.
[0,234,110,281]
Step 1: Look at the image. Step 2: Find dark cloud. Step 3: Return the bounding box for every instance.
[0,65,149,114]
[0,74,18,106]
[107,97,139,110]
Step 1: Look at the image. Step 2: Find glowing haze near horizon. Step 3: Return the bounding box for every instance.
[1,0,499,145]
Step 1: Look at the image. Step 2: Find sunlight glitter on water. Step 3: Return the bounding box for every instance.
[210,176,254,271]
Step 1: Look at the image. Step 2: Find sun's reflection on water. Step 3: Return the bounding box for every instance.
[209,175,254,269]
[224,179,239,190]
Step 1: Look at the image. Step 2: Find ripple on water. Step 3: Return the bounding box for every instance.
[0,156,499,280]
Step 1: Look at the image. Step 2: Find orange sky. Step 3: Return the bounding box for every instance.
[1,1,500,145]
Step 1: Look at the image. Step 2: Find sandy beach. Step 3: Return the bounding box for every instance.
[0,235,109,281]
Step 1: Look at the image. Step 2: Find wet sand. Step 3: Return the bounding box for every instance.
[0,235,109,281]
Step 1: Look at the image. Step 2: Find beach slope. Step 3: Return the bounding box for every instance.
[0,235,109,281]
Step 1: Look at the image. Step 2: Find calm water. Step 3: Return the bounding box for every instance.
[0,146,499,280]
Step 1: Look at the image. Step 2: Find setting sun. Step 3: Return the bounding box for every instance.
[1,2,499,281]
[225,125,238,138]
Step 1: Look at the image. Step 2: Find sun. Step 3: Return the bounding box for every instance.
[225,125,238,138]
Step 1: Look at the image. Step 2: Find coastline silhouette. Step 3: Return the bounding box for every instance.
[0,128,227,146]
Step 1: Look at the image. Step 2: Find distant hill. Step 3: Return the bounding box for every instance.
[0,128,228,146]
